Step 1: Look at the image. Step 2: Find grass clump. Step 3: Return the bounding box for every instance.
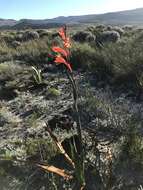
[123,118,143,166]
[15,39,50,65]
[0,41,15,62]
[49,87,61,96]
[70,42,96,70]
[26,138,58,162]
[70,42,114,80]
[0,61,24,81]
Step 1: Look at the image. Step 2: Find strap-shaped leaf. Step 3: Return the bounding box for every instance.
[37,164,73,180]
[46,124,75,168]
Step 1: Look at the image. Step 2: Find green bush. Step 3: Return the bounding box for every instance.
[70,42,114,80]
[103,36,143,89]
[71,32,143,91]
[0,61,24,81]
[70,42,96,70]
[119,117,143,167]
[0,41,15,62]
[15,38,51,65]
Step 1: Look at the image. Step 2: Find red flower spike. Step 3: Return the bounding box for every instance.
[54,56,72,72]
[52,46,69,58]
[59,27,66,41]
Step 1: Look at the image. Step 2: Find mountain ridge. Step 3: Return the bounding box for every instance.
[1,7,143,29]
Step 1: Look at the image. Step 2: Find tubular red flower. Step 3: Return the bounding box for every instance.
[52,46,69,58]
[54,56,72,72]
[59,27,66,41]
[52,26,72,72]
[64,37,71,48]
[58,27,71,49]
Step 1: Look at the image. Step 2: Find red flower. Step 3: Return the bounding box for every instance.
[51,26,72,72]
[64,37,71,48]
[59,27,66,41]
[54,56,72,72]
[59,27,71,49]
[52,46,69,58]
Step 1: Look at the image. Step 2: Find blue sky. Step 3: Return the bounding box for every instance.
[0,0,143,20]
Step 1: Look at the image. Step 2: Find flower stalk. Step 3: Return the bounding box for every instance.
[51,25,85,188]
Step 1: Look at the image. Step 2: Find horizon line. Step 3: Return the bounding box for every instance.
[0,7,143,21]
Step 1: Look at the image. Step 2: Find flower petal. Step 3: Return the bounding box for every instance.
[64,37,71,48]
[52,46,69,58]
[54,56,72,72]
[54,56,67,64]
[65,63,72,72]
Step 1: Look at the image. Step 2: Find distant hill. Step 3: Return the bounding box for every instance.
[49,8,143,25]
[1,8,143,29]
[0,19,17,27]
[11,19,63,29]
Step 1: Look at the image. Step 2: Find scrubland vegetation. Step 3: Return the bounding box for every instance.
[0,24,143,190]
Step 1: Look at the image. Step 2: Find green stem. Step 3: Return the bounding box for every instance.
[66,71,82,149]
[66,70,85,187]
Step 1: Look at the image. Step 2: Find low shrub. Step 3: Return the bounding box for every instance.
[70,42,114,80]
[97,30,120,45]
[72,31,96,43]
[15,39,51,65]
[0,61,24,81]
[0,41,15,62]
[71,31,143,91]
[70,42,96,70]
